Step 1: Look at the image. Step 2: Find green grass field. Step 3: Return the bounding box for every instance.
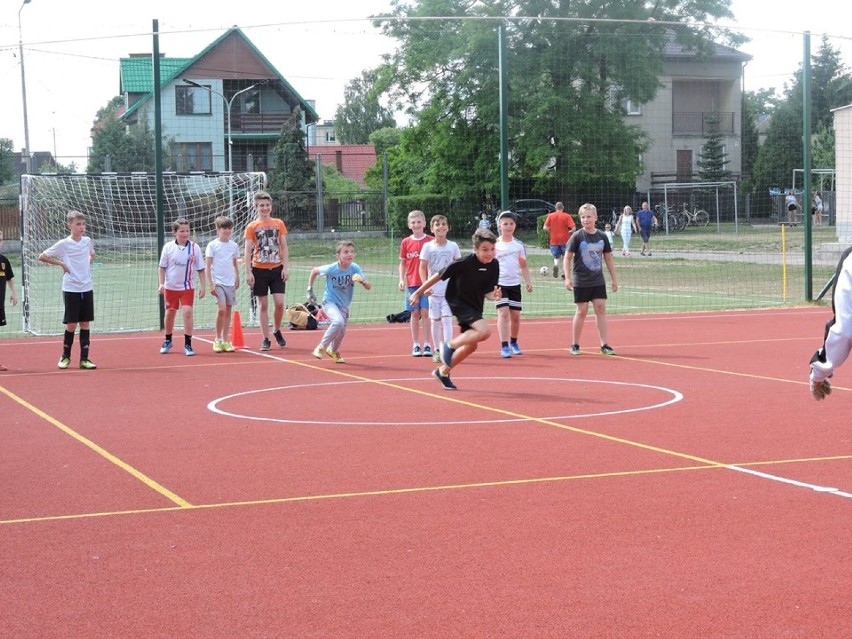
[2,224,837,338]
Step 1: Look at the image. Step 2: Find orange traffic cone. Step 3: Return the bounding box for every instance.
[231,310,246,349]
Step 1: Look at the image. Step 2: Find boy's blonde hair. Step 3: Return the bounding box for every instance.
[407,210,426,222]
[215,215,234,229]
[335,240,355,254]
[430,214,448,228]
[254,190,272,204]
[578,203,597,217]
[66,210,86,224]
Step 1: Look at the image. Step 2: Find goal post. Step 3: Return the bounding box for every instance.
[647,180,738,232]
[20,172,266,335]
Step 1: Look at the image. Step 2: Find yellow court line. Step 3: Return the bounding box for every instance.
[6,453,851,525]
[0,385,192,508]
[274,357,727,467]
[612,352,848,391]
[0,463,724,524]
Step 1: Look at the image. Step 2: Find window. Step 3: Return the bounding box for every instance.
[608,87,641,116]
[623,98,641,116]
[175,143,213,171]
[324,129,336,143]
[176,86,212,115]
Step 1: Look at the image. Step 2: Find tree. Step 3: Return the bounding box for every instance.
[372,0,740,204]
[268,107,315,195]
[697,118,732,182]
[0,138,15,185]
[88,97,173,172]
[752,37,852,193]
[334,69,396,144]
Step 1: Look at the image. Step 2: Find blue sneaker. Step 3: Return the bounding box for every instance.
[184,345,196,357]
[441,343,455,368]
[510,343,522,356]
[159,339,172,354]
[412,344,423,357]
[501,345,512,358]
[423,344,432,357]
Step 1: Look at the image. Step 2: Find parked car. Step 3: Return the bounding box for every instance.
[507,199,556,228]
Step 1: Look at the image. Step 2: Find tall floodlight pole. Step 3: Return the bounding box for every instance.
[18,0,32,174]
[182,79,265,172]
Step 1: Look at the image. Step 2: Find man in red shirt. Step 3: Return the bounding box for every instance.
[542,202,576,279]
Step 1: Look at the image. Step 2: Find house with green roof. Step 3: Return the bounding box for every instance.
[118,27,319,173]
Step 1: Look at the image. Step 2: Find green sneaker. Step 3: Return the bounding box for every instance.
[213,339,225,353]
[57,356,71,369]
[79,359,98,370]
[222,341,235,352]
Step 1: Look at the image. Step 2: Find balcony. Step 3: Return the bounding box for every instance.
[673,112,734,135]
[229,112,288,134]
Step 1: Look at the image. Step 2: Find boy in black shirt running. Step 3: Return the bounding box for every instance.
[409,228,501,390]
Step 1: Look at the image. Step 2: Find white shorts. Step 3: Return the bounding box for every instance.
[428,294,451,320]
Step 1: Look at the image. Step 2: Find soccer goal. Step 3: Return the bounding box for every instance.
[20,172,266,335]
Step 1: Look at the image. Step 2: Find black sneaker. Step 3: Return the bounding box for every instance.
[570,344,581,356]
[273,330,286,348]
[600,344,616,355]
[433,367,457,390]
[260,337,271,351]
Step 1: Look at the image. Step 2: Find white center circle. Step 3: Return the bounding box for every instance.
[207,377,683,426]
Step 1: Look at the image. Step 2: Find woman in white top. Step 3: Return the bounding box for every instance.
[614,205,639,256]
[813,192,824,227]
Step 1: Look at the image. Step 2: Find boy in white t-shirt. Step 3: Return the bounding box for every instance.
[494,211,532,358]
[205,216,240,353]
[38,211,97,370]
[158,218,206,356]
[419,215,462,362]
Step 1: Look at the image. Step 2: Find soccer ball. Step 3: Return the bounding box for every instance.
[539,266,549,276]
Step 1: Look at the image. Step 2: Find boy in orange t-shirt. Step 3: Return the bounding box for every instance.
[244,191,288,351]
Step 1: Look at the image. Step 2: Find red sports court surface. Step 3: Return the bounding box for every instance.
[1,307,850,638]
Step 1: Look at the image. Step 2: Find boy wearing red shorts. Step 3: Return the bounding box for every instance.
[158,218,206,356]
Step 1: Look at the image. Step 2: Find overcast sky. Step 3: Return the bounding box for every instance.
[0,0,849,166]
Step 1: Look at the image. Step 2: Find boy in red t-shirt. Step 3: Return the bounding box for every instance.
[398,210,433,357]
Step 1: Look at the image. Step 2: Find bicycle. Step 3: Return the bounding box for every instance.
[679,203,709,227]
[653,203,683,233]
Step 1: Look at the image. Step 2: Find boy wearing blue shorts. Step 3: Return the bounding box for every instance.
[399,210,432,357]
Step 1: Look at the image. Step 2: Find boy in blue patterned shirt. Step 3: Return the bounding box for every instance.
[307,240,371,363]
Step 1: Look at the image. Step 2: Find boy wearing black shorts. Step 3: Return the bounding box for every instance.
[38,211,97,369]
[409,228,501,390]
[244,191,288,351]
[564,203,619,356]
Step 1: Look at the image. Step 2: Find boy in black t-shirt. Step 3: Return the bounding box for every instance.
[409,228,501,390]
[0,230,19,371]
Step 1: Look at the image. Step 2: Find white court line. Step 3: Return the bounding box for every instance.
[727,465,852,499]
[207,376,683,426]
[205,335,851,501]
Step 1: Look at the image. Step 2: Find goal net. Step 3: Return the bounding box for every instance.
[21,172,266,335]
